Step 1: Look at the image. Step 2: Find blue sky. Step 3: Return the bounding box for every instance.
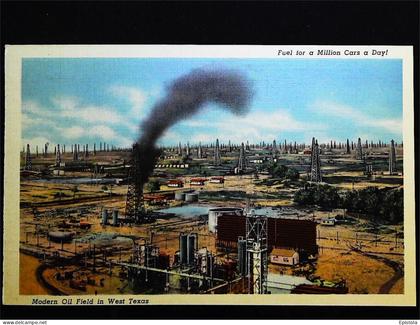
[22,58,402,148]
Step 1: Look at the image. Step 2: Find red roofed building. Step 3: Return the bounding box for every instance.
[167,179,184,188]
[190,178,207,186]
[210,176,225,184]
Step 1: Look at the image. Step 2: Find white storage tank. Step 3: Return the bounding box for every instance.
[112,209,119,226]
[208,207,243,233]
[174,191,186,201]
[101,209,108,225]
[185,192,198,202]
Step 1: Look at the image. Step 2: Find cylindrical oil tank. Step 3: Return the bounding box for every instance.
[208,207,243,233]
[101,209,108,225]
[174,191,186,201]
[112,209,119,226]
[237,237,247,276]
[187,234,197,265]
[158,253,170,269]
[48,231,74,243]
[185,192,198,203]
[179,234,188,264]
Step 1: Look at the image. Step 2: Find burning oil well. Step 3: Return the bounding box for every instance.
[125,69,253,223]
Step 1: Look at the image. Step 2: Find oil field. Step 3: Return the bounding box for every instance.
[19,137,404,295]
[17,58,405,297]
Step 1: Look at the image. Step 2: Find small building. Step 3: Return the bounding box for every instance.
[270,248,299,266]
[143,194,168,205]
[209,176,224,184]
[190,178,206,186]
[167,179,184,188]
[303,149,312,155]
[332,209,347,217]
[321,217,336,226]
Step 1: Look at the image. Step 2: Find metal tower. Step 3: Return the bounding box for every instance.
[73,143,78,161]
[125,143,146,224]
[356,138,363,160]
[178,142,182,156]
[389,139,397,174]
[197,142,203,159]
[44,143,49,157]
[24,144,32,170]
[214,139,221,165]
[310,137,322,182]
[346,139,350,154]
[237,142,246,172]
[246,213,268,294]
[55,144,61,166]
[272,139,277,157]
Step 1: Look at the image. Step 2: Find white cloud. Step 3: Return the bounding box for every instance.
[60,125,118,141]
[51,96,78,111]
[21,136,56,151]
[22,100,47,116]
[109,85,147,117]
[62,126,85,139]
[88,125,118,140]
[22,113,56,129]
[313,100,402,135]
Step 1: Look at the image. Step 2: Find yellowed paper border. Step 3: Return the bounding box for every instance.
[3,45,416,306]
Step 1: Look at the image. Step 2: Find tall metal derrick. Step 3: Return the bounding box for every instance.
[246,214,268,294]
[310,137,322,183]
[356,137,363,160]
[125,143,147,224]
[214,139,221,165]
[389,139,397,174]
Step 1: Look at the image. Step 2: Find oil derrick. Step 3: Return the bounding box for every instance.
[55,144,61,166]
[346,139,350,154]
[73,143,78,161]
[214,139,221,165]
[237,142,246,172]
[85,144,89,158]
[246,213,268,294]
[310,137,322,182]
[197,142,203,159]
[24,144,32,170]
[44,143,49,157]
[93,143,96,155]
[186,142,190,156]
[389,139,397,174]
[125,143,146,223]
[228,140,232,152]
[178,142,182,156]
[272,139,277,158]
[356,138,363,160]
[36,145,39,157]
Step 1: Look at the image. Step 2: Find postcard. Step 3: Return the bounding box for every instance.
[3,45,416,306]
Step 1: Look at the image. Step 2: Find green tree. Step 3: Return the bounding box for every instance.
[285,167,300,181]
[145,179,161,193]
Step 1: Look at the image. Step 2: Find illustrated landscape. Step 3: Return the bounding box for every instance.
[19,58,404,296]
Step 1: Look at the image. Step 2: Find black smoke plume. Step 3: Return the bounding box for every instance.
[133,68,253,186]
